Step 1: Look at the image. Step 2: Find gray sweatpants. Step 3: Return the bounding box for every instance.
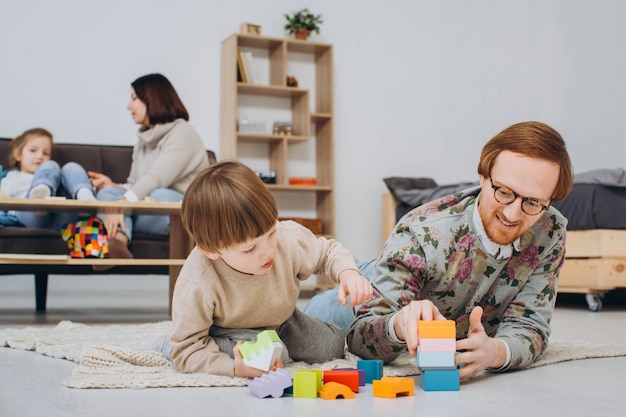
[154,308,346,364]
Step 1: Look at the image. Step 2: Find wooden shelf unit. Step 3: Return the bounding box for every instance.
[220,33,335,237]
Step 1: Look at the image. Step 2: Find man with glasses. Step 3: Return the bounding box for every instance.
[307,121,574,380]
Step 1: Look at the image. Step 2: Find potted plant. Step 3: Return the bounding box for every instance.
[284,8,323,40]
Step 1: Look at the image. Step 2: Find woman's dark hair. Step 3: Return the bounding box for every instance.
[131,73,189,124]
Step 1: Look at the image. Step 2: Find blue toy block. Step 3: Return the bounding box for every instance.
[416,350,455,369]
[248,368,292,398]
[357,359,383,384]
[420,369,460,391]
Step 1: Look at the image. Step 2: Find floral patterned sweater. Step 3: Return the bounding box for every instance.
[347,186,568,371]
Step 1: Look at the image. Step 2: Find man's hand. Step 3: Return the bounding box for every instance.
[232,342,283,379]
[392,300,446,356]
[455,306,507,380]
[337,269,373,307]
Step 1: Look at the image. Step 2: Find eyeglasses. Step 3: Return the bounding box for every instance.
[489,177,550,216]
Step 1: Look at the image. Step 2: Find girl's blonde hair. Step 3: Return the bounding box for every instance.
[182,160,278,253]
[8,128,54,169]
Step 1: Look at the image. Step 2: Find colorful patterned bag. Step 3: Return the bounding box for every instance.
[61,216,109,258]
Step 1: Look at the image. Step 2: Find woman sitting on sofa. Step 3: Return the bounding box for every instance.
[88,73,209,270]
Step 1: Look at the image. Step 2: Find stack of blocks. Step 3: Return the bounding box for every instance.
[415,320,460,391]
[243,328,458,399]
[242,331,414,400]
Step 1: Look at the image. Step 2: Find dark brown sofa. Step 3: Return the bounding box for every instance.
[0,137,216,312]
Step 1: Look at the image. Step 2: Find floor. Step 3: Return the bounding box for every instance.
[1,274,626,417]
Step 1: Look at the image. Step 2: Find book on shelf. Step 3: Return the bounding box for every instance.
[239,51,257,84]
[236,51,247,83]
[245,51,258,84]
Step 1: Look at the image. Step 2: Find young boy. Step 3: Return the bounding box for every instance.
[168,160,372,378]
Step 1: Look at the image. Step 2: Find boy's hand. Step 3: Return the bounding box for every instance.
[232,342,284,379]
[337,269,373,307]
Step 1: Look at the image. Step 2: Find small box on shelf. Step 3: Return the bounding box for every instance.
[279,217,323,235]
[289,177,317,186]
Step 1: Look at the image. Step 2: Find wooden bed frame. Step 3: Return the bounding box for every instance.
[381,192,626,311]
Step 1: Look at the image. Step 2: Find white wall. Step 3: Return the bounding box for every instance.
[2,0,625,259]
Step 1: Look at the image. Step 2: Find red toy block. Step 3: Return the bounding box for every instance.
[318,381,355,400]
[323,369,360,393]
[372,376,415,399]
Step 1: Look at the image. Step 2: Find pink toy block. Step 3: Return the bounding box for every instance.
[372,376,414,398]
[418,337,456,353]
[318,381,355,400]
[248,368,292,398]
[323,369,360,393]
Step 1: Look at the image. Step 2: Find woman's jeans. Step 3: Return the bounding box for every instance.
[95,187,182,241]
[16,160,93,230]
[303,258,377,335]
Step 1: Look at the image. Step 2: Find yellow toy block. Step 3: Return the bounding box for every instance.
[418,320,456,338]
[372,376,414,399]
[293,370,322,398]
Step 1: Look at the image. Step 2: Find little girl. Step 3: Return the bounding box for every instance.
[0,127,97,230]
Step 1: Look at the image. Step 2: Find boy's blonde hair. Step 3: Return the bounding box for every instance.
[8,128,54,168]
[182,160,278,253]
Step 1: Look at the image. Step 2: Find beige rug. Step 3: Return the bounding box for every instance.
[1,320,625,389]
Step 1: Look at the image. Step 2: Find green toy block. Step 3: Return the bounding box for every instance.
[238,330,283,372]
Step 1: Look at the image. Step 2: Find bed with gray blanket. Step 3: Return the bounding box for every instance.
[381,168,626,311]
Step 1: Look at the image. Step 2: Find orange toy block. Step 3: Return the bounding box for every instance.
[323,369,360,393]
[418,320,456,338]
[372,376,415,399]
[318,381,355,400]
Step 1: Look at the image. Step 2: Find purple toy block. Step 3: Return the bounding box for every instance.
[248,368,292,398]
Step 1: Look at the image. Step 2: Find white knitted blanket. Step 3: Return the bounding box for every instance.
[2,320,625,389]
